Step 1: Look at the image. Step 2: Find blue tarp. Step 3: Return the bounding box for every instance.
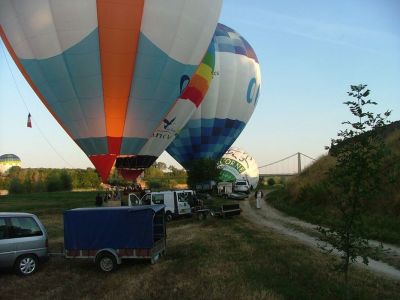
[64,205,165,250]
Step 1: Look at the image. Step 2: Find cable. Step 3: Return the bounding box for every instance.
[258,153,298,169]
[1,41,74,168]
[259,152,317,173]
[299,152,316,161]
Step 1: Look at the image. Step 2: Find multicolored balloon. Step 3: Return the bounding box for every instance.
[167,23,261,168]
[218,147,259,188]
[0,0,222,181]
[116,42,215,181]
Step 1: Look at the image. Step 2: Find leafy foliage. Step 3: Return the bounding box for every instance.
[267,178,276,186]
[2,168,101,193]
[319,84,391,296]
[186,158,220,189]
[143,162,187,190]
[9,177,25,194]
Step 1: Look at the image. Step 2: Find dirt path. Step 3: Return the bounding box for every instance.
[240,193,400,281]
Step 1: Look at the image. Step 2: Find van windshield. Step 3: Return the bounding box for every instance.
[236,182,247,186]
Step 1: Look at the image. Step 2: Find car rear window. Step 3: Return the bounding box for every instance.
[236,182,247,185]
[9,217,43,238]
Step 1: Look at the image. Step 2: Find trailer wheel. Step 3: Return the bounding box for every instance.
[96,253,117,273]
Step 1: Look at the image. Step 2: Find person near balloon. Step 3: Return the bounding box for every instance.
[255,190,264,209]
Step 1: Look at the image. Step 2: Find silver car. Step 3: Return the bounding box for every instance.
[233,180,250,194]
[0,212,48,276]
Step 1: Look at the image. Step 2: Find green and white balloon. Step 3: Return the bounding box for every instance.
[218,147,259,188]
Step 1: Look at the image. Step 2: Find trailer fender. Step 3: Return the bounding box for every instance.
[95,249,121,265]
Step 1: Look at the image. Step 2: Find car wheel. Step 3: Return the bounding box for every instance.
[15,254,38,276]
[96,253,117,273]
[165,212,173,222]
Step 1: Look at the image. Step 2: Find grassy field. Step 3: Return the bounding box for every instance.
[0,191,399,299]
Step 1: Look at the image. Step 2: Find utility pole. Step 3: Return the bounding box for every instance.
[297,152,301,174]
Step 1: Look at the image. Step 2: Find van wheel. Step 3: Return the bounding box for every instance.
[165,212,173,222]
[197,212,204,221]
[15,254,38,276]
[96,253,117,273]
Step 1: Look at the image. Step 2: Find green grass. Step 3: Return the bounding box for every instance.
[0,191,399,299]
[0,191,97,242]
[268,189,400,246]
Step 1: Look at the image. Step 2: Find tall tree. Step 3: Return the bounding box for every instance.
[186,158,220,189]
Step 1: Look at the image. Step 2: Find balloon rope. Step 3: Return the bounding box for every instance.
[0,41,74,168]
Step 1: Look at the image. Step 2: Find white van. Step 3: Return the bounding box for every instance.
[150,191,192,221]
[128,190,193,221]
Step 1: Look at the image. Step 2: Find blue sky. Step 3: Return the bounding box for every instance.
[1,0,399,173]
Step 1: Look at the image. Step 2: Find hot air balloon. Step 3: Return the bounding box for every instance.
[167,23,261,168]
[218,147,259,189]
[116,40,215,180]
[0,0,222,182]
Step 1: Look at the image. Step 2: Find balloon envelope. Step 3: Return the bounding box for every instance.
[0,0,222,181]
[218,147,259,188]
[116,40,216,180]
[167,23,261,169]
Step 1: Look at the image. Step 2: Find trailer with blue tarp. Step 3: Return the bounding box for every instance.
[63,205,166,272]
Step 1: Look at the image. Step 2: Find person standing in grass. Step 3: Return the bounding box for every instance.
[255,190,264,209]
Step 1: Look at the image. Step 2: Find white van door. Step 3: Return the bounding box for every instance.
[151,193,174,215]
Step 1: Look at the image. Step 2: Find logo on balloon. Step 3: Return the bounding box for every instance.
[163,117,176,130]
[180,75,191,96]
[246,77,260,105]
[153,116,178,140]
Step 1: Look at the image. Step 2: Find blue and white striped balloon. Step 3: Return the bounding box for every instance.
[167,23,261,168]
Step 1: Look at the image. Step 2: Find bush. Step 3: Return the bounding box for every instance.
[148,180,161,189]
[33,180,46,193]
[297,182,329,205]
[9,178,25,194]
[46,175,63,192]
[23,177,33,193]
[267,178,275,186]
[60,170,72,191]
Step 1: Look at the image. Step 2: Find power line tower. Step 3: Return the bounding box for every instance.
[297,152,301,174]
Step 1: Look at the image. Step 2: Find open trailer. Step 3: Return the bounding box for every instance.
[63,205,166,272]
